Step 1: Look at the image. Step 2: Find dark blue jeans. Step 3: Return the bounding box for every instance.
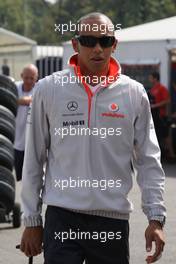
[14,149,24,181]
[43,206,129,264]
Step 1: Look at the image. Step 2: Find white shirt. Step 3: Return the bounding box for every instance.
[14,82,35,151]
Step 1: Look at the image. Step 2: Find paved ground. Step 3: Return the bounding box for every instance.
[0,163,175,264]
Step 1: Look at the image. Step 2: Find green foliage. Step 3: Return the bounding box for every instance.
[0,0,176,44]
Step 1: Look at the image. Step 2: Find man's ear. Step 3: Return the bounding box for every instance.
[72,38,79,53]
[112,39,118,53]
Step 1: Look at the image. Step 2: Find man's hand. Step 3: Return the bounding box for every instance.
[150,104,157,109]
[172,112,176,118]
[20,226,43,257]
[18,96,32,106]
[145,221,165,263]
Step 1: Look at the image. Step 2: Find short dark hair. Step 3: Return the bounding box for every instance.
[151,72,160,81]
[75,12,114,36]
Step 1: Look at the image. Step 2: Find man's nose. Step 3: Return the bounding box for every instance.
[93,42,103,53]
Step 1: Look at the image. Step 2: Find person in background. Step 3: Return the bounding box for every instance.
[14,64,38,181]
[171,81,176,154]
[172,81,176,118]
[2,58,10,76]
[149,72,176,161]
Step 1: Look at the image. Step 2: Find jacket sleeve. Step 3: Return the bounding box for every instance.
[133,87,166,221]
[21,80,50,227]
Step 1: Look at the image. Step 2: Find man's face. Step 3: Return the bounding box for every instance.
[72,17,117,75]
[21,69,38,91]
[149,75,155,84]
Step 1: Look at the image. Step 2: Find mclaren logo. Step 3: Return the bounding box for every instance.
[67,101,78,111]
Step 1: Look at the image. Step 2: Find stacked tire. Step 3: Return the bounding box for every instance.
[0,74,21,228]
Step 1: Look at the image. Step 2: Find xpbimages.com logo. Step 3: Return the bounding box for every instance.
[54,126,122,139]
[53,73,118,87]
[54,177,122,191]
[54,21,121,34]
[54,229,122,243]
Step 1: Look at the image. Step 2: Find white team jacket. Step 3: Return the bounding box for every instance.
[21,55,166,226]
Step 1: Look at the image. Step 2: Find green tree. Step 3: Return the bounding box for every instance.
[0,0,176,44]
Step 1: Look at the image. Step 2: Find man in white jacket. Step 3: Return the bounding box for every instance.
[20,13,166,264]
[14,64,38,181]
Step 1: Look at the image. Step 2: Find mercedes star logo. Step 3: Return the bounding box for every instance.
[67,101,78,111]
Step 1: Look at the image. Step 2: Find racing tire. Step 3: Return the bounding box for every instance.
[0,87,18,116]
[0,74,18,97]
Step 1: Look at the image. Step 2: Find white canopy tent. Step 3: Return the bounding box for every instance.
[116,16,176,42]
[0,28,37,80]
